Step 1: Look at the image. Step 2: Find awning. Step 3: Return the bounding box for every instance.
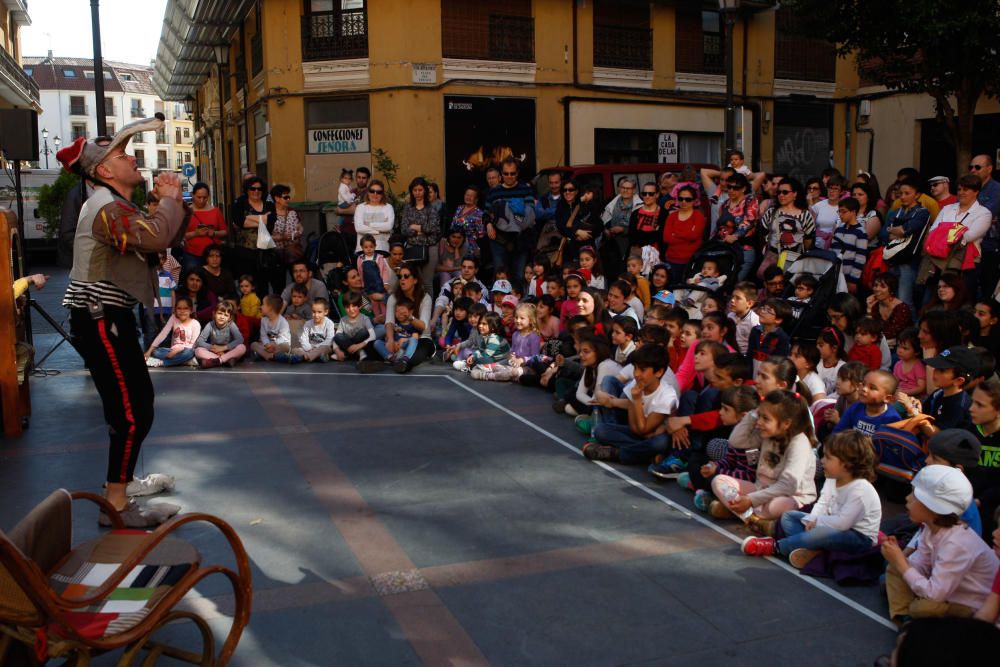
[152,0,256,100]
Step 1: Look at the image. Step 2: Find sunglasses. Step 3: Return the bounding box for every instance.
[562,187,576,193]
[248,186,263,192]
[677,196,696,202]
[726,184,743,190]
[777,189,794,195]
[502,171,518,176]
[279,195,291,200]
[369,189,384,194]
[399,273,415,279]
[969,164,984,171]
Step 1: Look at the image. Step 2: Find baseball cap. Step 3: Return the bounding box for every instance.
[57,113,166,178]
[928,176,950,185]
[911,465,973,516]
[653,290,676,306]
[928,429,982,468]
[491,279,512,294]
[500,294,519,308]
[924,346,979,379]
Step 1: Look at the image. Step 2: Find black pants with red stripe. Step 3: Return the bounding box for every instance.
[70,306,155,485]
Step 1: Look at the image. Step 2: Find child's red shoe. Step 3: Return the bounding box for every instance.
[741,536,776,557]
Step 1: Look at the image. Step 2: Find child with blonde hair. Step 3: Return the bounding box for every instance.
[195,301,246,367]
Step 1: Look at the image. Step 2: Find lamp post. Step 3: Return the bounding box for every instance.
[41,128,51,169]
[213,44,230,214]
[718,0,741,157]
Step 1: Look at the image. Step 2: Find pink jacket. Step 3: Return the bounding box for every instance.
[903,524,999,609]
[356,253,391,289]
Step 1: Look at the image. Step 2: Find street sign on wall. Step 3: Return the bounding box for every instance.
[307,127,370,154]
[657,132,678,163]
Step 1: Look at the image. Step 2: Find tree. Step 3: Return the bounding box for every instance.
[781,0,1000,173]
[36,170,79,240]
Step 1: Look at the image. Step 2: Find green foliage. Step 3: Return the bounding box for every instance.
[131,180,148,211]
[782,0,1000,169]
[371,147,399,200]
[36,170,79,240]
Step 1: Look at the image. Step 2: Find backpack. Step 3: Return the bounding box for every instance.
[870,416,930,482]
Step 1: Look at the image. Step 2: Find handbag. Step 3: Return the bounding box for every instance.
[256,217,277,250]
[279,241,305,264]
[923,216,968,259]
[403,243,429,264]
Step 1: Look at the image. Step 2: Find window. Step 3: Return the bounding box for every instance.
[774,8,836,82]
[157,150,168,169]
[184,152,192,163]
[593,0,652,70]
[175,128,183,144]
[69,96,87,116]
[71,123,87,141]
[156,129,167,144]
[254,109,268,163]
[104,97,115,116]
[24,68,32,76]
[441,0,534,62]
[183,127,191,140]
[134,149,145,168]
[306,97,369,129]
[133,132,144,144]
[130,98,144,118]
[63,69,76,77]
[84,71,94,79]
[675,8,724,75]
[301,0,368,61]
[106,123,116,135]
[120,72,134,82]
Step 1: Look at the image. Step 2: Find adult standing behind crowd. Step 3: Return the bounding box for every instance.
[969,154,1000,301]
[922,174,992,298]
[810,175,846,249]
[353,178,395,254]
[56,115,186,527]
[758,177,815,279]
[600,176,641,279]
[400,177,441,295]
[271,184,304,280]
[662,185,706,283]
[485,157,536,279]
[714,172,759,280]
[450,185,486,254]
[628,182,669,255]
[181,182,227,273]
[882,177,930,309]
[850,180,883,247]
[231,176,280,297]
[556,180,603,265]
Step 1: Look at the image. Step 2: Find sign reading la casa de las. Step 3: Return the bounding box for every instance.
[308,127,370,154]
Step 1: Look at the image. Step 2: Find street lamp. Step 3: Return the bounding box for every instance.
[214,43,230,217]
[41,128,52,169]
[718,0,741,157]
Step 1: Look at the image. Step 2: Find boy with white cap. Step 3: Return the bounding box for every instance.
[881,465,1000,626]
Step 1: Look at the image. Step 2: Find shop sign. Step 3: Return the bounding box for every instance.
[657,132,678,163]
[308,127,369,154]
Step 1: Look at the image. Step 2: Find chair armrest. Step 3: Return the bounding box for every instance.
[70,491,125,530]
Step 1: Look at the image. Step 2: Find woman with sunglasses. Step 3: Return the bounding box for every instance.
[271,184,304,281]
[353,178,395,254]
[714,172,759,281]
[231,176,279,297]
[364,262,435,373]
[555,180,603,266]
[181,182,227,273]
[661,185,706,283]
[628,181,670,256]
[757,177,815,281]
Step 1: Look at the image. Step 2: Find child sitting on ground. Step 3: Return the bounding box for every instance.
[442,296,473,351]
[684,258,723,307]
[465,312,511,376]
[569,333,619,430]
[626,254,651,311]
[833,369,901,437]
[791,340,826,401]
[710,389,818,536]
[336,291,377,363]
[727,282,760,355]
[747,299,792,374]
[973,300,999,360]
[376,297,421,369]
[479,303,542,382]
[893,326,927,400]
[146,296,202,368]
[816,325,848,397]
[238,274,261,318]
[295,297,338,363]
[251,295,291,362]
[535,295,561,340]
[969,379,1000,539]
[740,430,882,570]
[692,386,761,512]
[283,283,312,342]
[974,508,1000,625]
[611,315,638,365]
[663,309,690,373]
[194,300,245,368]
[847,317,883,371]
[447,303,486,365]
[583,345,677,464]
[820,360,867,441]
[880,465,999,626]
[914,346,977,432]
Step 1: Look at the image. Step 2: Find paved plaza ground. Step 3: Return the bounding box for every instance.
[1,269,900,666]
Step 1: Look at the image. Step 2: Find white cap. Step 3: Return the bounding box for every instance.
[928,176,950,185]
[912,465,972,516]
[491,279,512,294]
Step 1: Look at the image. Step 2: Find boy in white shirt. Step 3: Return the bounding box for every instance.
[584,345,678,464]
[252,294,292,361]
[294,297,337,363]
[727,282,760,355]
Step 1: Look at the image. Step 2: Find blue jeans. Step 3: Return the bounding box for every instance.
[374,337,418,361]
[737,248,756,282]
[593,422,670,464]
[151,347,195,367]
[776,511,873,556]
[894,262,916,309]
[596,375,628,426]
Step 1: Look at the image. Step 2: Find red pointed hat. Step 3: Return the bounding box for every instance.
[56,112,166,178]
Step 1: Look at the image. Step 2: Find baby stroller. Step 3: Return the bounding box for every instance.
[670,240,742,319]
[778,248,846,341]
[312,227,355,320]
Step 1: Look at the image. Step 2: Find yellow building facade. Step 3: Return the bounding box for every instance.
[155,0,998,212]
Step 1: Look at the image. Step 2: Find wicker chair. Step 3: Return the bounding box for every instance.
[0,489,252,665]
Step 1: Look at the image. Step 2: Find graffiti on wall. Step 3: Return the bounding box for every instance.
[774,126,832,181]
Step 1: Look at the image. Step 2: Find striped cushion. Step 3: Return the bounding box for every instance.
[48,530,198,639]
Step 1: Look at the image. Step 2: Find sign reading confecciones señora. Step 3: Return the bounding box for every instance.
[307,127,369,154]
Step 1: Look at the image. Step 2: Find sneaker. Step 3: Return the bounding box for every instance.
[127,473,175,497]
[453,360,471,372]
[98,499,181,528]
[740,536,776,558]
[648,456,685,479]
[469,367,487,380]
[186,357,199,367]
[564,403,579,417]
[274,352,291,363]
[789,548,821,570]
[199,357,221,369]
[709,500,734,519]
[747,514,776,537]
[582,442,618,462]
[226,357,238,367]
[551,399,567,414]
[693,490,712,512]
[319,353,331,363]
[394,356,410,373]
[574,415,592,436]
[357,359,386,374]
[289,354,305,364]
[676,471,692,491]
[145,357,163,368]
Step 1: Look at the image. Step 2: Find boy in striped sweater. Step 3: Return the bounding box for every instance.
[831,197,868,294]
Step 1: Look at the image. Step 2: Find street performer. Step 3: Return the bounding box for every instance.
[56,113,186,527]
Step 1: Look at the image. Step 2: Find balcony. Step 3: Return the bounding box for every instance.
[155,131,167,144]
[301,9,368,61]
[0,46,39,107]
[443,14,534,63]
[594,25,652,70]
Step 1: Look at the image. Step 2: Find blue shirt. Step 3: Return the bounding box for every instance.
[977,178,1000,250]
[833,401,902,437]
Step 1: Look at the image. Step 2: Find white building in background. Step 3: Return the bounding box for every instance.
[22,54,194,192]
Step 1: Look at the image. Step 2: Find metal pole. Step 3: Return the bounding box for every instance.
[91,0,107,136]
[42,137,50,169]
[724,11,736,156]
[218,65,229,217]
